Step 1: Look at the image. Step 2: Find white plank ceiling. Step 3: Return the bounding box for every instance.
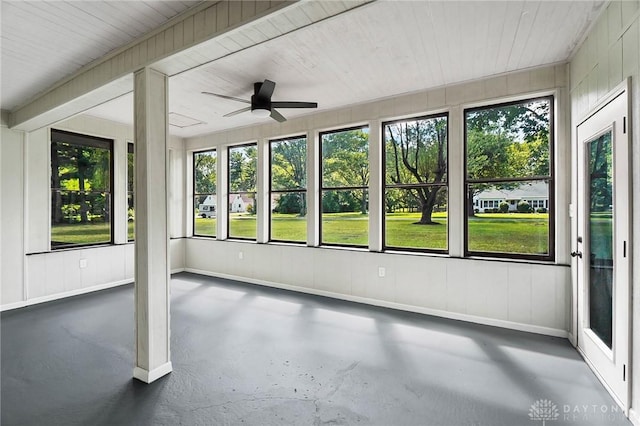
[3,0,605,138]
[1,0,201,110]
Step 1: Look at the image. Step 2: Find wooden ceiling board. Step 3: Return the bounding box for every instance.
[81,1,605,137]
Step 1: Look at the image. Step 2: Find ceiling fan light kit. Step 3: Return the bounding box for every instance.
[202,79,318,122]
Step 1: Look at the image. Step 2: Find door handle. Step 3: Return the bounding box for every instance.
[571,251,583,258]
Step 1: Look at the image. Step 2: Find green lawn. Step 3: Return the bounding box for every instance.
[54,212,554,255]
[52,222,111,245]
[467,213,549,254]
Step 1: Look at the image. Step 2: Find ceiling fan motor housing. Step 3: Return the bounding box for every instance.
[251,82,271,114]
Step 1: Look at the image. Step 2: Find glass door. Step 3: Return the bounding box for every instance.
[575,87,630,411]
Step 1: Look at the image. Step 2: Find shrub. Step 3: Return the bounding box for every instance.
[499,202,509,213]
[536,207,547,213]
[517,201,532,213]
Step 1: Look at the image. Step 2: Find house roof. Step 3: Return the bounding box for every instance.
[476,181,548,200]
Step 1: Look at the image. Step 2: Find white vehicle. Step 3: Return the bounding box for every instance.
[198,195,216,218]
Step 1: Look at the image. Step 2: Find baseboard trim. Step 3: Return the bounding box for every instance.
[171,267,185,274]
[629,408,640,426]
[183,268,568,338]
[133,362,173,384]
[0,279,134,312]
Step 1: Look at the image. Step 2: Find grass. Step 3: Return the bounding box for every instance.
[54,212,562,256]
[467,213,548,254]
[52,222,111,245]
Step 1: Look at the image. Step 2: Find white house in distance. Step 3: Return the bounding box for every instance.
[197,194,254,217]
[473,181,548,213]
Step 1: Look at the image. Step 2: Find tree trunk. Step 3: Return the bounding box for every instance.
[78,148,89,223]
[360,192,367,215]
[467,187,476,217]
[414,187,438,225]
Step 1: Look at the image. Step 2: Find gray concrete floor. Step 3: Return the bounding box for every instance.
[1,272,631,426]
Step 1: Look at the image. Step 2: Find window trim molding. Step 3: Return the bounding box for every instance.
[50,128,115,250]
[381,111,450,254]
[462,95,555,261]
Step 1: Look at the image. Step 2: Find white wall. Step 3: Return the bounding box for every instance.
[183,64,572,337]
[569,1,640,423]
[1,124,25,305]
[0,114,186,311]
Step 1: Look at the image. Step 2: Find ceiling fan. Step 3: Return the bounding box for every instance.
[202,79,318,123]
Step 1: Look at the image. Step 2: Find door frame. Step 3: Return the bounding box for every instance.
[571,78,632,413]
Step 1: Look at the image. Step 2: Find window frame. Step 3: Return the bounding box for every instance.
[268,135,308,244]
[227,142,257,241]
[50,129,114,250]
[463,95,555,261]
[193,148,217,238]
[382,112,450,254]
[319,125,370,249]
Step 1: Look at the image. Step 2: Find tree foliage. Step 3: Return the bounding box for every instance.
[194,150,217,194]
[465,98,551,216]
[385,116,447,224]
[322,129,369,214]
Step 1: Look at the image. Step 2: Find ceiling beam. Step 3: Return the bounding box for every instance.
[8,0,297,131]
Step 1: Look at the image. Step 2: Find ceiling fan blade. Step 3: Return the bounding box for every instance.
[257,79,276,99]
[202,92,250,104]
[223,106,251,117]
[270,109,287,123]
[271,101,318,109]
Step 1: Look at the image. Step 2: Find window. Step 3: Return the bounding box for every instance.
[464,96,554,259]
[193,149,217,237]
[51,129,113,248]
[270,136,307,243]
[127,143,134,241]
[320,126,369,247]
[384,113,448,252]
[228,144,257,240]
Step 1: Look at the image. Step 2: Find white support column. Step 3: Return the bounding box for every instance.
[368,119,382,252]
[217,146,229,240]
[307,131,320,247]
[132,67,172,384]
[256,138,269,243]
[447,106,464,257]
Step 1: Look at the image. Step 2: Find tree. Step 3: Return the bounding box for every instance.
[465,99,551,216]
[322,129,369,214]
[271,138,307,216]
[385,116,447,224]
[194,151,217,194]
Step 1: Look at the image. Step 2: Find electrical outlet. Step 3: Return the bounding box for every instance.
[238,251,243,260]
[79,259,88,269]
[378,267,385,278]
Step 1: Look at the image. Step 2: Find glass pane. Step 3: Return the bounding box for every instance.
[321,189,368,246]
[271,137,307,190]
[127,193,135,241]
[229,192,256,239]
[587,131,613,349]
[229,145,256,193]
[51,141,111,191]
[385,187,447,251]
[467,181,549,255]
[271,192,307,243]
[194,195,217,237]
[51,191,111,246]
[466,98,550,180]
[194,150,217,194]
[385,115,448,185]
[127,147,134,192]
[321,128,369,188]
